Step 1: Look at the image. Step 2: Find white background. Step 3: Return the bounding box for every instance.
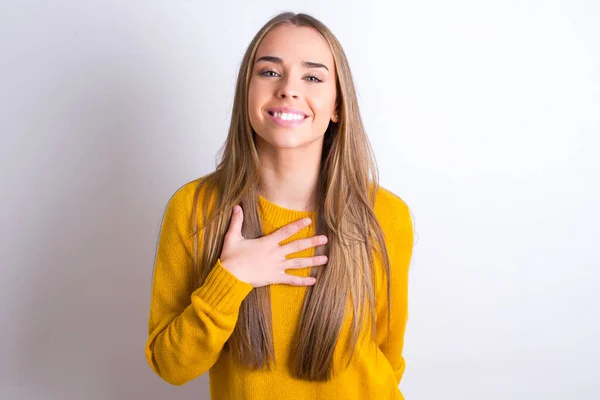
[1,1,599,399]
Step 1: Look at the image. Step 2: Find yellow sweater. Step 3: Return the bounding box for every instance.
[145,178,414,399]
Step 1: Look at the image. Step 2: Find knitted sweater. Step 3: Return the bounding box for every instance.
[145,178,414,399]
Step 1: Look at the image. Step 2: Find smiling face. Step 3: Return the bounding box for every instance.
[248,24,339,150]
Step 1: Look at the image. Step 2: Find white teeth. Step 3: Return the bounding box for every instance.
[273,112,304,121]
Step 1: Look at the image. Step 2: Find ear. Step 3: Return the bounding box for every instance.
[331,107,340,123]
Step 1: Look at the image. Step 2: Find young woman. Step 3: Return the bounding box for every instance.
[145,11,414,400]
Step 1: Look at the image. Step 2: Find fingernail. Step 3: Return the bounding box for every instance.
[304,218,312,225]
[233,205,240,213]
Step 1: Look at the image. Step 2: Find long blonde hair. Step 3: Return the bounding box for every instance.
[190,12,392,381]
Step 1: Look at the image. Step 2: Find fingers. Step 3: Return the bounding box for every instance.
[278,274,317,287]
[283,255,328,270]
[269,217,313,243]
[226,205,244,239]
[279,235,328,256]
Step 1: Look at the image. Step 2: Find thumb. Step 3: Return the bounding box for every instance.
[226,205,244,239]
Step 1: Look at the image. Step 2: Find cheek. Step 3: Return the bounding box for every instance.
[311,88,336,120]
[247,86,260,132]
[247,82,265,128]
[247,82,258,113]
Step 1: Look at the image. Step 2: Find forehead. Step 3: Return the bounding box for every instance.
[255,24,334,68]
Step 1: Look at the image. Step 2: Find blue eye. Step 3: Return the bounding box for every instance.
[258,69,322,83]
[259,69,279,77]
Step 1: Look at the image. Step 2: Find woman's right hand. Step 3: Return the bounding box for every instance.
[219,204,328,288]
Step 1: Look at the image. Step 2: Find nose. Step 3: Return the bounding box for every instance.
[276,75,299,100]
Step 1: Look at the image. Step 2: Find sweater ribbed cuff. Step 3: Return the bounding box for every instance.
[193,258,254,314]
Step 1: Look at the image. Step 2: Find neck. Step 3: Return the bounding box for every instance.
[256,138,322,212]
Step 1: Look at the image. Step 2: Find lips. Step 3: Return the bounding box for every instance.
[266,107,309,128]
[267,106,309,118]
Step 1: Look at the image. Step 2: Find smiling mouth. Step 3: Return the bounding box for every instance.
[267,110,308,121]
[266,110,309,128]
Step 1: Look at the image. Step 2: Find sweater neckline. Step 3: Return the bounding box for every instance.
[258,194,317,228]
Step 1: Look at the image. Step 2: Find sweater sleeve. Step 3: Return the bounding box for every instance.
[145,183,254,386]
[375,196,414,385]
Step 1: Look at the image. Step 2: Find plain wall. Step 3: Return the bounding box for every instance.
[1,0,599,399]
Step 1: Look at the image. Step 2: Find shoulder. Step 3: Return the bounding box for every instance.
[372,185,414,255]
[162,174,216,224]
[165,178,199,210]
[166,174,214,207]
[373,185,412,230]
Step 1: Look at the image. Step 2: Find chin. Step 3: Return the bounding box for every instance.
[254,128,310,147]
[260,135,309,149]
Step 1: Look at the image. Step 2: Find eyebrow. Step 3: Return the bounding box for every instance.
[255,56,329,72]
